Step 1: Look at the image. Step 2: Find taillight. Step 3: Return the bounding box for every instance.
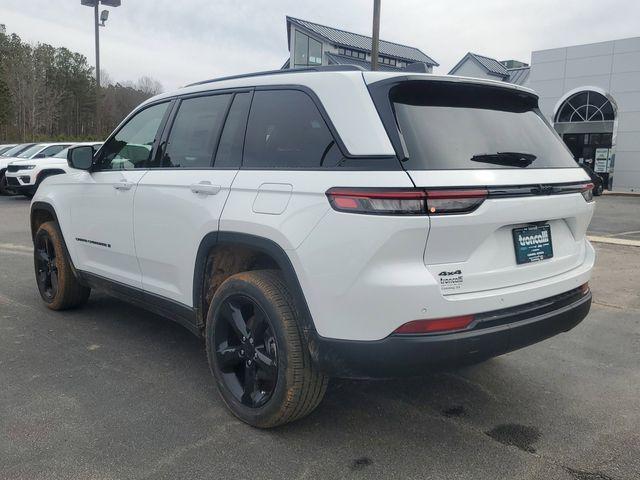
[580,183,595,202]
[393,315,475,334]
[579,282,590,295]
[326,188,427,215]
[326,188,487,215]
[425,189,487,215]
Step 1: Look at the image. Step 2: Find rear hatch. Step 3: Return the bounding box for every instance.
[368,77,594,296]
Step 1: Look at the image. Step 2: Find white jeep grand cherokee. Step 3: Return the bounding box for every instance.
[30,67,595,428]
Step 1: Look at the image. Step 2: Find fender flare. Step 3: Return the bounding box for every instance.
[30,201,81,279]
[36,169,67,184]
[192,231,320,342]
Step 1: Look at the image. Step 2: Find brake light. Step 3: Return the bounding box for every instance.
[326,188,487,215]
[580,183,594,202]
[393,315,475,334]
[326,188,427,215]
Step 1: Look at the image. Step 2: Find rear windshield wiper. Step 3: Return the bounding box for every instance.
[470,152,537,167]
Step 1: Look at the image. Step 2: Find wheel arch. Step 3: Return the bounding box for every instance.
[193,231,319,342]
[30,201,80,278]
[37,169,67,184]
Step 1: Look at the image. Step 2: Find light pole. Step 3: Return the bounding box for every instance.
[81,0,121,134]
[371,0,381,71]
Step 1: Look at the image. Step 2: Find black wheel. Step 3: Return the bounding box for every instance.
[0,171,9,195]
[34,221,90,310]
[595,184,604,196]
[206,270,327,428]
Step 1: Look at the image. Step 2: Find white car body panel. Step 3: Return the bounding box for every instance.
[134,169,237,305]
[31,70,596,345]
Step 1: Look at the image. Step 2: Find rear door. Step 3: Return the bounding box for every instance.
[373,79,593,296]
[134,91,252,306]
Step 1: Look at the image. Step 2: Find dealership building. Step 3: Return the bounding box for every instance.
[281,17,640,192]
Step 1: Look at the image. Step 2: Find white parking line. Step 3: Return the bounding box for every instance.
[0,243,33,256]
[587,236,640,247]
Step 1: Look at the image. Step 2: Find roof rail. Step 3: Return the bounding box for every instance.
[185,65,365,87]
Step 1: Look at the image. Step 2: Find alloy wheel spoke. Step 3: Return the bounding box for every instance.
[250,313,269,343]
[226,302,248,339]
[242,363,259,405]
[254,348,277,377]
[36,249,49,263]
[50,268,58,291]
[216,344,244,370]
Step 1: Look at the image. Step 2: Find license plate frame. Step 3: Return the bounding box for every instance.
[512,224,554,265]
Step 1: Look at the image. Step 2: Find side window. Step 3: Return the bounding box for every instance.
[40,145,67,157]
[243,90,336,169]
[97,102,169,170]
[214,92,252,168]
[162,94,231,168]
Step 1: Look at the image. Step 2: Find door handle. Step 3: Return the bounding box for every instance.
[190,181,221,196]
[113,181,134,191]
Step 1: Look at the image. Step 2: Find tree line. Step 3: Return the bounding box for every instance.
[0,26,162,142]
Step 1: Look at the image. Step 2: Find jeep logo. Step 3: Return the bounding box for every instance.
[439,270,462,276]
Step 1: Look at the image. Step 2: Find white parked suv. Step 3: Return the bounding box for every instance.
[6,142,102,197]
[1,143,71,195]
[30,67,595,427]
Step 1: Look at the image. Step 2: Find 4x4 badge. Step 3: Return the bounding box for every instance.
[439,270,462,276]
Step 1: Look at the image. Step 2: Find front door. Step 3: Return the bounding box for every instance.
[70,101,171,288]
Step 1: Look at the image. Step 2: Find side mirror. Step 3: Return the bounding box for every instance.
[67,145,94,170]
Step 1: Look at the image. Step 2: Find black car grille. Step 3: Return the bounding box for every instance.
[7,165,22,172]
[6,177,20,186]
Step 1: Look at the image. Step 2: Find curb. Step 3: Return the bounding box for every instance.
[602,191,640,197]
[587,235,640,247]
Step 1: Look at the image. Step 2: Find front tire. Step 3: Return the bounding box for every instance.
[206,270,327,428]
[34,221,90,310]
[0,171,9,195]
[595,184,604,196]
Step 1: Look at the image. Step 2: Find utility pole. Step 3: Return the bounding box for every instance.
[94,3,101,134]
[81,0,121,135]
[371,0,381,71]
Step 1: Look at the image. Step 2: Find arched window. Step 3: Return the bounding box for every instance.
[555,91,615,123]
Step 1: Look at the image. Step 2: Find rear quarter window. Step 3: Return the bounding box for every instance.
[243,89,339,169]
[390,81,577,170]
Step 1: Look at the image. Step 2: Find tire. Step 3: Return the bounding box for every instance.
[595,184,604,196]
[34,221,90,310]
[206,269,328,428]
[0,171,9,195]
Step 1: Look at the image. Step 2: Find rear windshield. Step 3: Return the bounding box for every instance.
[391,81,577,170]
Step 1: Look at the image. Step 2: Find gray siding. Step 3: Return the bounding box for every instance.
[529,37,640,192]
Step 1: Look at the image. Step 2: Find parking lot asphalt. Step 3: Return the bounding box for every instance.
[590,194,640,241]
[1,194,639,480]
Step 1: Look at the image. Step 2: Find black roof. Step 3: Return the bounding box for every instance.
[287,16,438,66]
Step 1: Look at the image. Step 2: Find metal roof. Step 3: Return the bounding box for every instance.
[448,52,509,78]
[325,52,402,72]
[507,66,530,85]
[287,16,438,66]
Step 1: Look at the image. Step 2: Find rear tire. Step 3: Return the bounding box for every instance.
[34,221,90,310]
[206,270,327,428]
[595,184,604,196]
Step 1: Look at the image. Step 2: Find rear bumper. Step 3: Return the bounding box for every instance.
[309,287,592,379]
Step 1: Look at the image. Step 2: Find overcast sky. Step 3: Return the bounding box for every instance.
[1,0,638,91]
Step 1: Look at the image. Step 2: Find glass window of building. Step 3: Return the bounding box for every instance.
[293,30,322,67]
